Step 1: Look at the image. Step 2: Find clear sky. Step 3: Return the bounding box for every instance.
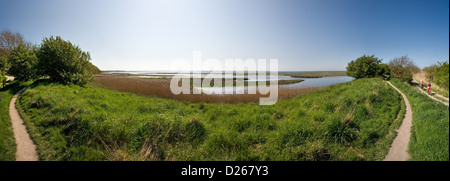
[1,0,448,71]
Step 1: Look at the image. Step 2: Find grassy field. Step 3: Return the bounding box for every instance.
[15,78,403,161]
[0,82,26,161]
[390,79,449,161]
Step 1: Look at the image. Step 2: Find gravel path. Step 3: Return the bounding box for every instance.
[384,81,412,161]
[9,89,39,161]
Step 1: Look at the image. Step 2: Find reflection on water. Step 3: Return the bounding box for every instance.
[198,76,355,94]
[283,76,355,88]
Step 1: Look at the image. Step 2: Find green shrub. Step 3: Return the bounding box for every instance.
[86,61,102,74]
[346,55,388,79]
[434,61,449,90]
[37,36,93,86]
[423,65,435,82]
[7,44,38,82]
[0,72,5,88]
[388,56,418,83]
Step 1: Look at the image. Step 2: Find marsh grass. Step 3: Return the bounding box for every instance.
[16,78,404,161]
[94,74,316,104]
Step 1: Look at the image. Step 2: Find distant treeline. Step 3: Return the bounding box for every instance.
[346,55,449,91]
[0,30,101,87]
[422,61,449,90]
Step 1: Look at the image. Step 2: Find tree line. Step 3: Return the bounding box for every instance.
[0,30,101,87]
[422,61,449,90]
[346,54,449,90]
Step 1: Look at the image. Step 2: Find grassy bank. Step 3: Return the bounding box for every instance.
[17,78,402,161]
[0,82,25,161]
[390,79,449,161]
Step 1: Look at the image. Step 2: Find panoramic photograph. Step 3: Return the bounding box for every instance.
[0,0,449,178]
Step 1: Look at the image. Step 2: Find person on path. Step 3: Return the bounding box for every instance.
[421,81,424,89]
[427,83,432,94]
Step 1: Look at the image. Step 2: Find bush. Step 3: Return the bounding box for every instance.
[388,56,417,83]
[377,63,391,79]
[1,43,9,88]
[346,55,388,79]
[0,68,5,88]
[37,36,93,86]
[7,44,38,82]
[86,61,102,74]
[1,30,28,85]
[434,61,449,90]
[423,65,436,82]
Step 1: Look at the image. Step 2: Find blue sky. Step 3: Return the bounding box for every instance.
[0,0,448,71]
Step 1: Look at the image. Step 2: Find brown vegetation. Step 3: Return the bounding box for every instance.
[94,74,321,104]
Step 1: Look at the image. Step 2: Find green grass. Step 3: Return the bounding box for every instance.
[16,78,402,161]
[0,82,27,161]
[434,95,448,103]
[390,79,449,161]
[433,88,449,98]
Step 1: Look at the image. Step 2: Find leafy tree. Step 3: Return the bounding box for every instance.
[434,61,449,90]
[37,36,93,85]
[0,56,6,88]
[346,55,386,79]
[0,71,5,88]
[377,63,391,79]
[0,30,28,86]
[7,44,38,82]
[86,61,102,74]
[388,56,417,83]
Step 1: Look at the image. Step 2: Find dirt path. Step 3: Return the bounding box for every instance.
[9,89,39,161]
[411,80,449,106]
[384,81,412,161]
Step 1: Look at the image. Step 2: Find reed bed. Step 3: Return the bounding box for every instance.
[94,74,321,104]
